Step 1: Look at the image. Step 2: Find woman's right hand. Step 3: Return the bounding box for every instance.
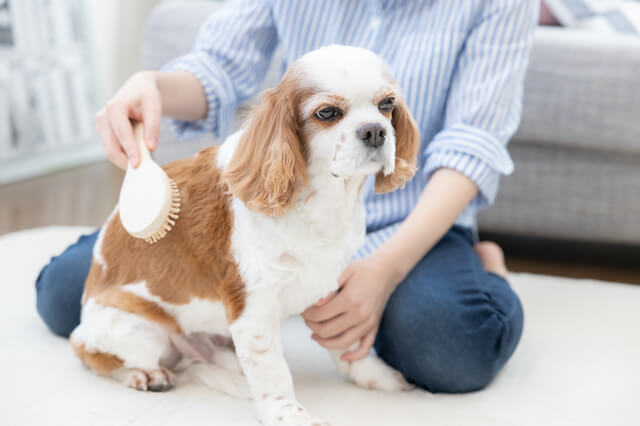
[96,71,163,170]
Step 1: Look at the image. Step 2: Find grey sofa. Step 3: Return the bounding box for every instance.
[143,2,640,245]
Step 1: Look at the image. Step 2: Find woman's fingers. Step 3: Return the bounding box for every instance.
[341,327,377,362]
[106,101,139,168]
[96,72,164,169]
[141,95,162,151]
[314,291,336,307]
[306,311,361,339]
[312,321,370,350]
[96,109,128,170]
[303,292,348,322]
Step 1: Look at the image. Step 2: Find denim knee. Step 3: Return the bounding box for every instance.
[35,232,98,337]
[375,278,524,393]
[36,261,80,337]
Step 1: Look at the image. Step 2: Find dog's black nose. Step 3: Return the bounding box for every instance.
[356,123,386,148]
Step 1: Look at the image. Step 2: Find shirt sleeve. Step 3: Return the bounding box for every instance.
[423,0,538,208]
[163,0,278,140]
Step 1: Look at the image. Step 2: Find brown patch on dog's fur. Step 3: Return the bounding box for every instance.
[225,69,312,217]
[93,287,183,333]
[72,342,123,375]
[84,146,246,324]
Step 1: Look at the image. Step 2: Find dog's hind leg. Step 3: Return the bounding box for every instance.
[185,361,250,399]
[174,333,249,398]
[70,297,178,392]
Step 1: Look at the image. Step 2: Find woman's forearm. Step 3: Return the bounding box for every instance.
[373,168,479,286]
[153,71,209,121]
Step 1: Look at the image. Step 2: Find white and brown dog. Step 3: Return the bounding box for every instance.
[70,45,420,426]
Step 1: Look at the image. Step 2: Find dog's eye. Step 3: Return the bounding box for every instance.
[378,97,395,112]
[315,107,342,121]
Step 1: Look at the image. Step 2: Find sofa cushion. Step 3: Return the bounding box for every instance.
[514,27,640,154]
[544,0,640,34]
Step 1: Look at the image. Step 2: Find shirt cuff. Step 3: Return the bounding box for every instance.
[423,125,514,208]
[162,52,238,140]
[423,149,500,208]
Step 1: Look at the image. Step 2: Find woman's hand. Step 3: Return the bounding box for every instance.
[302,254,404,362]
[96,71,163,170]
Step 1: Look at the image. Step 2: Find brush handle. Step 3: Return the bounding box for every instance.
[131,120,152,164]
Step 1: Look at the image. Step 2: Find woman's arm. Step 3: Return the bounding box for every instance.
[155,71,209,121]
[303,168,477,361]
[373,168,478,285]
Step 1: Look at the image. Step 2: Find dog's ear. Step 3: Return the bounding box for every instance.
[224,75,307,216]
[375,99,420,193]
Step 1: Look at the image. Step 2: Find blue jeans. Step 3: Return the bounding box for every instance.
[35,226,523,393]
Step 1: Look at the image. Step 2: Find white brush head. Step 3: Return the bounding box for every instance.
[119,122,180,243]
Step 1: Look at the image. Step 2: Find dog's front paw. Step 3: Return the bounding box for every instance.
[355,365,413,392]
[261,397,330,426]
[349,356,414,392]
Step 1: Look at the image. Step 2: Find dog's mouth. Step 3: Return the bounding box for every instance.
[356,158,386,176]
[366,146,386,162]
[329,144,390,178]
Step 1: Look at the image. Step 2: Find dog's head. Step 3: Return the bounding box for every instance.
[225,45,420,216]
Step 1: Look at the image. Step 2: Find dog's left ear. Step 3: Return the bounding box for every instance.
[375,100,420,193]
[224,74,307,216]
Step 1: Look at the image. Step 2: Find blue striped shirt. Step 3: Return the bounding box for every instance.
[166,0,538,257]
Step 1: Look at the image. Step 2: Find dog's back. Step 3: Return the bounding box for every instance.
[70,145,246,390]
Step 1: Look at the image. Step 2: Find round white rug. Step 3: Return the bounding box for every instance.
[1,227,638,426]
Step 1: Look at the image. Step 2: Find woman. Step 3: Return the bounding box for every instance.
[36,0,538,393]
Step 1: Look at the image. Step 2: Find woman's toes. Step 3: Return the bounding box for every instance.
[474,241,508,278]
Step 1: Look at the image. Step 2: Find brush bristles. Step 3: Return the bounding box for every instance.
[144,178,181,244]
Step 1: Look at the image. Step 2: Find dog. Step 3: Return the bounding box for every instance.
[70,45,420,426]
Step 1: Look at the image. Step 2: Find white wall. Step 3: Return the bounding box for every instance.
[88,0,162,106]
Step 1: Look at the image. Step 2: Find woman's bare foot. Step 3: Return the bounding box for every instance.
[474,241,509,279]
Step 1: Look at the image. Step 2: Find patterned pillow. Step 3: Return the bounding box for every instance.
[544,0,640,34]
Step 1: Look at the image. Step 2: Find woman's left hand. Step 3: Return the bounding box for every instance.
[302,254,403,362]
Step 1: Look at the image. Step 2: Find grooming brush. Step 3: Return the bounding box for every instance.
[118,121,181,244]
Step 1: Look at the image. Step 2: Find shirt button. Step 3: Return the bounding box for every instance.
[371,18,381,30]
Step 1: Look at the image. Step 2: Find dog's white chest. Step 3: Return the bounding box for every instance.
[229,192,366,318]
[277,238,355,316]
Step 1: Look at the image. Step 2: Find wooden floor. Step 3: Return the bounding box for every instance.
[0,162,123,235]
[2,161,640,285]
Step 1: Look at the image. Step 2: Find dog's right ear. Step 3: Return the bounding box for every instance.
[224,74,308,217]
[374,99,420,193]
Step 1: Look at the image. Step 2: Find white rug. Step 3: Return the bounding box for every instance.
[1,227,638,426]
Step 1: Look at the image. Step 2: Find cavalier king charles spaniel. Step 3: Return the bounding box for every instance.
[71,45,420,426]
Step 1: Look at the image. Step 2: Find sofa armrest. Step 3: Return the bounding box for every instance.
[516,27,640,154]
